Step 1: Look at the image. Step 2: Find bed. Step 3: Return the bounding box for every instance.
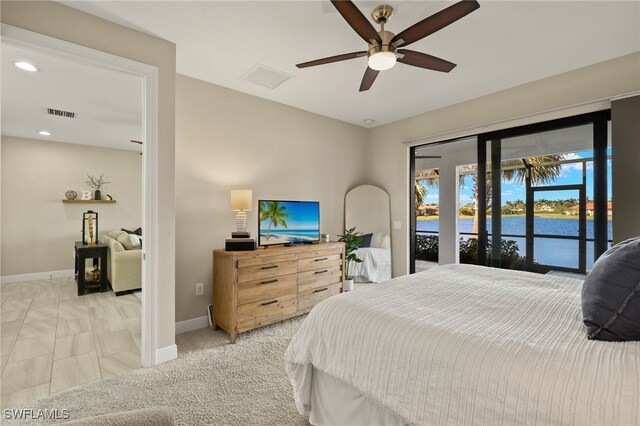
[285,264,640,425]
[349,232,391,283]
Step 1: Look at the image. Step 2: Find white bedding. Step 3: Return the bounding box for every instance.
[285,264,640,425]
[349,247,391,283]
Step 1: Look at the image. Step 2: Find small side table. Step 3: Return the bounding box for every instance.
[74,241,108,296]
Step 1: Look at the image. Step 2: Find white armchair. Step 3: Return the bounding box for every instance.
[348,232,392,283]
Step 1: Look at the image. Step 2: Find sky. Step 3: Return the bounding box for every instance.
[422,149,613,206]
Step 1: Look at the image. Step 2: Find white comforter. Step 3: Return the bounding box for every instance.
[285,264,640,425]
[349,247,391,283]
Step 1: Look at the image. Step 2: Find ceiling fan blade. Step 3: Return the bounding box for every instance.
[331,0,381,44]
[397,50,456,72]
[359,67,379,92]
[392,0,480,47]
[296,51,367,69]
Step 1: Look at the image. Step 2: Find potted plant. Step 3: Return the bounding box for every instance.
[86,173,110,200]
[338,227,363,292]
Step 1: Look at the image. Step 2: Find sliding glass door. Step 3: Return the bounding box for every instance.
[409,111,611,275]
[478,111,611,273]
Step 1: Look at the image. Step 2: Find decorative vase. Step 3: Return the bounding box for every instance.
[344,278,354,292]
[94,189,102,200]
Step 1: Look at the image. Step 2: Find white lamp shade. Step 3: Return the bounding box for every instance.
[230,190,252,211]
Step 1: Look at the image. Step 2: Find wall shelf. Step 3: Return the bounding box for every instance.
[62,200,116,204]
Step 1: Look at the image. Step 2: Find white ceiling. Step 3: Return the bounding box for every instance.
[59,1,640,128]
[1,44,143,151]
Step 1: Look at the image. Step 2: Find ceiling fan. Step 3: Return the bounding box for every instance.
[296,0,480,92]
[131,139,143,155]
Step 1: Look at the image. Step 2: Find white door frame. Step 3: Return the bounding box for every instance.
[2,24,159,367]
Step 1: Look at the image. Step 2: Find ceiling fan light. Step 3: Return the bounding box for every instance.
[368,51,396,71]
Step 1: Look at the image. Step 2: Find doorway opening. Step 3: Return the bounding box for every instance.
[1,25,160,380]
[410,137,477,273]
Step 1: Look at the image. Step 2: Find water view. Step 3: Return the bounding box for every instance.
[417,217,613,269]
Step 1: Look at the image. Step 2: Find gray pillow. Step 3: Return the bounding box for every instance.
[359,233,373,248]
[581,236,640,341]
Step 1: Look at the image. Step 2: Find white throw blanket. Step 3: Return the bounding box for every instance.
[349,247,391,283]
[286,264,640,425]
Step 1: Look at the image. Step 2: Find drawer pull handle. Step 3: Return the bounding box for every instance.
[260,279,278,285]
[314,257,328,262]
[261,265,278,270]
[314,269,329,275]
[313,288,328,293]
[260,300,278,306]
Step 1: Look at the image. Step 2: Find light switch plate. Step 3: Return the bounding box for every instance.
[393,220,401,230]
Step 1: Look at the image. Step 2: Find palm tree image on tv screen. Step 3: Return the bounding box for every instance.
[259,201,320,245]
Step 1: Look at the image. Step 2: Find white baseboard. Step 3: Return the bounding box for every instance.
[155,344,178,364]
[1,269,74,284]
[175,316,209,335]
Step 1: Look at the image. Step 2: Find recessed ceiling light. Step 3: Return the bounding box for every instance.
[363,119,376,125]
[38,131,51,136]
[14,62,39,72]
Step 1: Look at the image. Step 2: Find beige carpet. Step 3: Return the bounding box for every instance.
[3,317,309,425]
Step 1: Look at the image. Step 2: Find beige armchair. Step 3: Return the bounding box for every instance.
[101,232,142,295]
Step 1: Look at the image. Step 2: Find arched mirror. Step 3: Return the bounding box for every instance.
[344,184,392,283]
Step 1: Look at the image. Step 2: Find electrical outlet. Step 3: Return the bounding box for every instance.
[195,283,204,296]
[393,220,401,230]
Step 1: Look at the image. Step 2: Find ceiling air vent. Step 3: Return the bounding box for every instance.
[241,64,292,89]
[47,108,76,118]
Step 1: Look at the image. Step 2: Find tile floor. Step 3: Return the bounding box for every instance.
[0,276,141,408]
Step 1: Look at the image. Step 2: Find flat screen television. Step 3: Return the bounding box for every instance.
[258,200,320,246]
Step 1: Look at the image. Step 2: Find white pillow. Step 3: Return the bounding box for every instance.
[109,230,127,240]
[381,234,391,250]
[371,232,384,248]
[128,234,141,249]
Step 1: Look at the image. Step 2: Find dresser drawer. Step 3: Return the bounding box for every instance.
[298,265,342,293]
[297,283,341,312]
[237,273,297,305]
[237,253,297,269]
[297,253,342,273]
[297,248,340,260]
[237,294,297,332]
[237,260,297,284]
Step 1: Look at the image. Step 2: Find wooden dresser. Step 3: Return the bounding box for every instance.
[212,242,344,343]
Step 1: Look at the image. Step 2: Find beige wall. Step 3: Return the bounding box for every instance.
[367,52,640,277]
[1,0,176,350]
[1,137,142,275]
[175,74,368,322]
[612,95,640,243]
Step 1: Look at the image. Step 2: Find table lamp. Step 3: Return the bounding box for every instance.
[230,190,252,236]
[82,210,98,245]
